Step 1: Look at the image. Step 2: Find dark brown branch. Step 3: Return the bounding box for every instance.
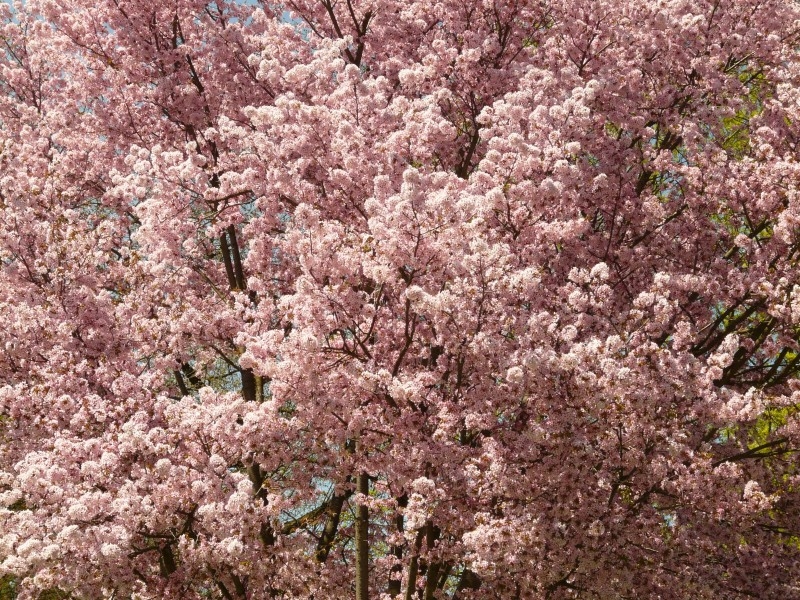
[174,369,189,396]
[712,438,790,467]
[216,580,234,600]
[355,472,370,600]
[241,369,257,402]
[248,462,276,546]
[456,123,481,179]
[181,363,202,388]
[232,574,246,598]
[453,568,481,599]
[226,225,246,290]
[421,524,442,600]
[316,487,354,562]
[392,299,417,377]
[423,562,442,600]
[220,232,237,289]
[437,564,453,590]
[388,494,408,596]
[692,298,764,357]
[635,168,653,196]
[159,544,177,576]
[403,529,425,600]
[320,0,358,64]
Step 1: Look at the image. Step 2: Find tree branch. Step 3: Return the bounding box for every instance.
[355,471,370,600]
[712,438,790,466]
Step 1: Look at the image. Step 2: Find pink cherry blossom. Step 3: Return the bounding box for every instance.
[0,0,799,598]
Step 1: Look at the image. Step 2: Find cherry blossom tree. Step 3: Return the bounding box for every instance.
[1,0,800,598]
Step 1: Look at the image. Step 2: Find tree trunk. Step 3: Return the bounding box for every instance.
[355,471,370,600]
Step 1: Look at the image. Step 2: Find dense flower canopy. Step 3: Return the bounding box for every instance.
[1,0,800,598]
